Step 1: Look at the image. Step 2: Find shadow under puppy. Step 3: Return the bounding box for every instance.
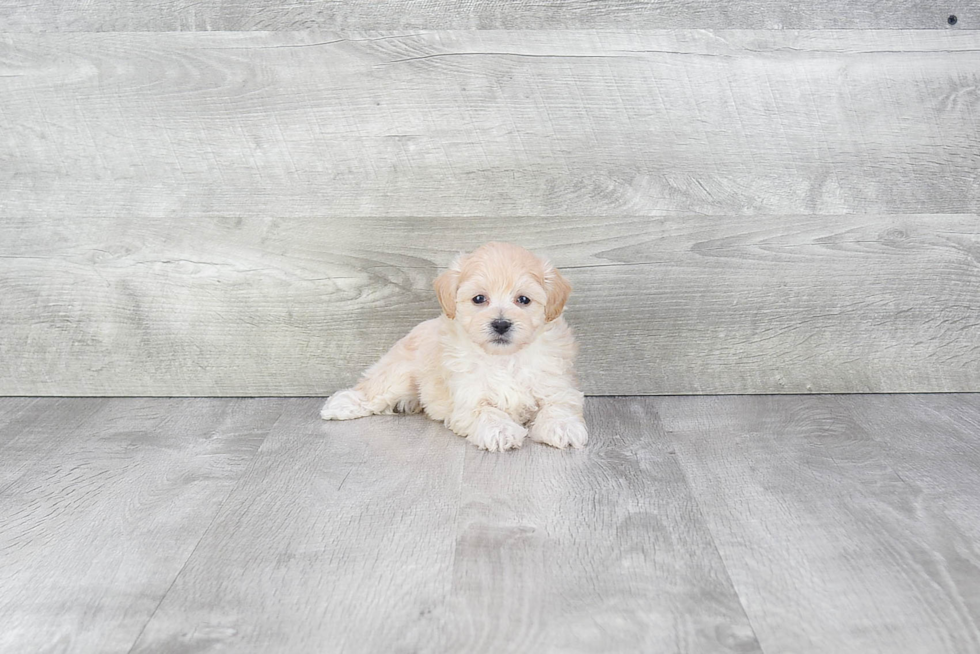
[321,242,587,451]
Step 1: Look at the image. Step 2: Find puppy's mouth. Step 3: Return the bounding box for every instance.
[489,336,511,346]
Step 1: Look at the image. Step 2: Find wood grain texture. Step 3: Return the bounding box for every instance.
[0,397,284,653]
[129,399,468,653]
[2,213,978,395]
[130,398,762,654]
[839,393,980,558]
[3,395,980,652]
[0,1,975,31]
[0,397,40,436]
[658,394,980,654]
[3,29,979,395]
[421,397,761,653]
[0,397,108,490]
[2,30,979,220]
[0,396,37,420]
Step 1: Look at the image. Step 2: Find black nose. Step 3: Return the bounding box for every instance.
[491,319,512,335]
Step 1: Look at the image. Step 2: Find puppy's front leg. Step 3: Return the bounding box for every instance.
[529,397,588,450]
[450,406,527,452]
[321,330,422,421]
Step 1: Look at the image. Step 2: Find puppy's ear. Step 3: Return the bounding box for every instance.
[544,263,572,322]
[434,269,459,318]
[434,254,464,319]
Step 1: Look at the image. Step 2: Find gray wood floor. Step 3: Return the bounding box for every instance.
[2,395,979,653]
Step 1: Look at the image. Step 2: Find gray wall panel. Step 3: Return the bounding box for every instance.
[2,29,977,395]
[2,31,979,220]
[0,1,974,31]
[2,214,977,395]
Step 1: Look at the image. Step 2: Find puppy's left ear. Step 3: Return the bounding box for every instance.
[544,263,572,322]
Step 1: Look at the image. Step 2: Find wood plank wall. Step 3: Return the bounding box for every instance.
[0,5,977,395]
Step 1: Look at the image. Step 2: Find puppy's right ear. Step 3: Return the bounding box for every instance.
[434,254,464,319]
[434,269,459,318]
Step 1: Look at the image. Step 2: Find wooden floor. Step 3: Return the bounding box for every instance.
[2,395,979,653]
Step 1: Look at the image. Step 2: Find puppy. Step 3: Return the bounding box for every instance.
[320,242,587,451]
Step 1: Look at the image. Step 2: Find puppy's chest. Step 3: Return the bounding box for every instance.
[466,361,539,421]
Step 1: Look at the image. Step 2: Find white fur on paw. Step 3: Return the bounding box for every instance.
[530,417,588,449]
[468,418,527,452]
[320,389,372,421]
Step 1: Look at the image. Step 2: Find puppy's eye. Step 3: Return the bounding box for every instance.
[472,295,487,305]
[517,296,531,305]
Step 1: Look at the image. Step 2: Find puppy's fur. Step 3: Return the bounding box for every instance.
[321,242,587,451]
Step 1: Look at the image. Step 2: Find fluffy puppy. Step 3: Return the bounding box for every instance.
[320,242,587,451]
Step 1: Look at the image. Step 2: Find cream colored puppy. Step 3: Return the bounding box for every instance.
[320,242,587,451]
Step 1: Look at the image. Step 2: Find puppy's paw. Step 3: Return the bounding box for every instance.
[320,389,372,421]
[529,416,588,449]
[468,418,527,452]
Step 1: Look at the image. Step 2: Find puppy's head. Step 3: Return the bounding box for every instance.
[433,242,571,354]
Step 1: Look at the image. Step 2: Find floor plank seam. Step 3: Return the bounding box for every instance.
[123,399,289,654]
[655,408,770,654]
[443,434,469,604]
